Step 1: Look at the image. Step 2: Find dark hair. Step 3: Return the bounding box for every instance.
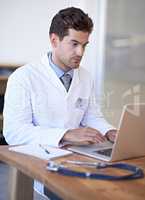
[49,7,93,40]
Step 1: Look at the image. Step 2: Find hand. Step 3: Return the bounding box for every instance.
[62,127,107,145]
[105,129,117,143]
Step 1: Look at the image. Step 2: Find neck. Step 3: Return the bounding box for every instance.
[51,53,71,72]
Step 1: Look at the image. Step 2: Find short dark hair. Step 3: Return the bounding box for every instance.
[49,7,93,40]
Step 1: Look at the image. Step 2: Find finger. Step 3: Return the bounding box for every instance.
[80,136,99,144]
[84,135,106,144]
[86,127,102,135]
[89,129,107,141]
[84,132,101,137]
[70,140,91,146]
[84,131,106,143]
[94,135,107,143]
[84,128,103,137]
[74,137,97,145]
[110,134,116,142]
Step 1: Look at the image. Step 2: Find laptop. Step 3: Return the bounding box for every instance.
[68,104,145,162]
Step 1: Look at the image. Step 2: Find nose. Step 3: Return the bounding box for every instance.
[76,46,84,57]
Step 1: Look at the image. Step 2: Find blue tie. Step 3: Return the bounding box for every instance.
[60,73,72,91]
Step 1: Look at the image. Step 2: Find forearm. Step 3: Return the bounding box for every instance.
[3,122,67,146]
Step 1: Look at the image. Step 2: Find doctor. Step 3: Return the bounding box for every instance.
[3,7,116,199]
[3,7,116,147]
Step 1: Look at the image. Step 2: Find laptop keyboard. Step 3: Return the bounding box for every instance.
[94,148,112,157]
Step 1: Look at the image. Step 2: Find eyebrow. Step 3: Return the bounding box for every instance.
[71,39,89,46]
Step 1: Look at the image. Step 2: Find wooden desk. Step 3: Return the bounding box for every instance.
[0,145,145,200]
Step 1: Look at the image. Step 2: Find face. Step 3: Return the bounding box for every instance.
[50,29,90,71]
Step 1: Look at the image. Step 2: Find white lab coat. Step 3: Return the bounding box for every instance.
[3,54,114,146]
[3,54,114,194]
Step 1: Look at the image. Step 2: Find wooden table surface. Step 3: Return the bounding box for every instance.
[0,145,145,200]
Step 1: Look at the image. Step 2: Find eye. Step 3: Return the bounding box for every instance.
[72,42,78,47]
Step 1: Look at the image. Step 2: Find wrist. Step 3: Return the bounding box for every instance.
[61,130,71,142]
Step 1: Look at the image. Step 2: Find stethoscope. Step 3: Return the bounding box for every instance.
[46,160,144,180]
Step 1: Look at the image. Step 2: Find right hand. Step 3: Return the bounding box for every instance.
[62,127,107,145]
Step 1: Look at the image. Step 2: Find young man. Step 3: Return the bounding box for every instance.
[3,7,116,198]
[3,7,116,147]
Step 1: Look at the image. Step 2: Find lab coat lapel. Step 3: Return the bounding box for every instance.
[67,68,80,96]
[41,55,67,95]
[41,54,81,96]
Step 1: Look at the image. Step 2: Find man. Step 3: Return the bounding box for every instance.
[3,7,116,198]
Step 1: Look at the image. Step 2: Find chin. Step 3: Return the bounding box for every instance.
[67,62,80,69]
[71,63,80,68]
[73,65,79,68]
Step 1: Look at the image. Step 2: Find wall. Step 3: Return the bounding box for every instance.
[0,0,103,78]
[0,0,82,64]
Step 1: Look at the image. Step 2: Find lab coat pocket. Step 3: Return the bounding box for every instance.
[75,98,88,111]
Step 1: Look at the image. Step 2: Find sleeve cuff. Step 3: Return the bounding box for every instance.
[37,128,68,147]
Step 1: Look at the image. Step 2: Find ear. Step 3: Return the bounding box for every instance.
[50,33,60,48]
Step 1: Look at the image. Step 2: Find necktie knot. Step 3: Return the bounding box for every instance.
[60,73,72,91]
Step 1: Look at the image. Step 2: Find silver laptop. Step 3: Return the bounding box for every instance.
[68,104,145,162]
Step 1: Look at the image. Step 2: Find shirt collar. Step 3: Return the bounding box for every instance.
[48,52,73,78]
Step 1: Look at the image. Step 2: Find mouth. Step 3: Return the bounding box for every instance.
[72,57,82,63]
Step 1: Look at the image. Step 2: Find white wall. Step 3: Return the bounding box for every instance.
[0,0,82,64]
[0,0,104,78]
[1,0,118,125]
[0,1,94,61]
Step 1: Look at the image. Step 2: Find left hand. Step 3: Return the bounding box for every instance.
[105,129,117,143]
